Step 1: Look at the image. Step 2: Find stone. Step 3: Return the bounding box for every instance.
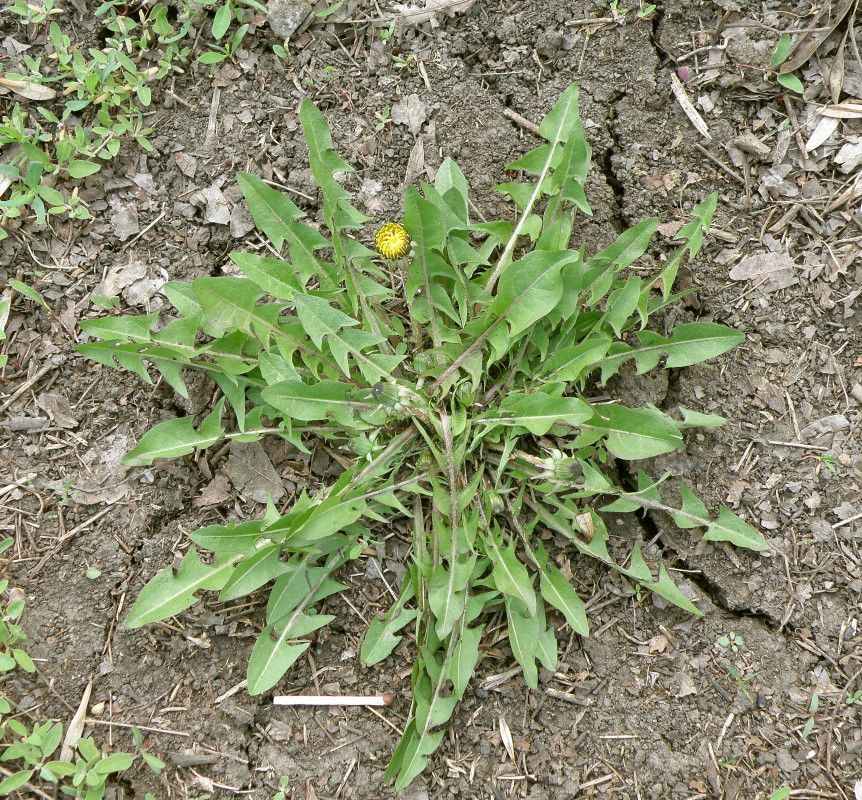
[267,0,312,38]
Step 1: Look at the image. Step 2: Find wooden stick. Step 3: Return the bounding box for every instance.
[273,694,393,707]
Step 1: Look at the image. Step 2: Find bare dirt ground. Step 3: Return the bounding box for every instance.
[2,0,862,798]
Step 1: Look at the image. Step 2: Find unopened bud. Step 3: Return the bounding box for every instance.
[482,489,504,515]
[536,450,583,482]
[350,436,374,457]
[371,381,399,408]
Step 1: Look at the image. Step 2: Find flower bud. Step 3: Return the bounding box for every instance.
[371,381,399,408]
[482,489,504,515]
[350,436,374,457]
[536,450,583,482]
[552,458,583,482]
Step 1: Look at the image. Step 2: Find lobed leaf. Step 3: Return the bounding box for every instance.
[125,549,240,627]
[123,398,226,466]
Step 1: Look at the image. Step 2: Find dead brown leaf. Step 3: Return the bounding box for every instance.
[225,440,285,504]
[0,76,57,100]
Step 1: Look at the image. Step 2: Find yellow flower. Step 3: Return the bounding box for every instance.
[375,222,410,259]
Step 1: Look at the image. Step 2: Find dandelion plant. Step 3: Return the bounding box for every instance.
[78,83,766,787]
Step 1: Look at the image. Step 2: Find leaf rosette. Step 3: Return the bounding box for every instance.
[78,83,764,787]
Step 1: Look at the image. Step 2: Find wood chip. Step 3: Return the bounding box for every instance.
[669,72,711,141]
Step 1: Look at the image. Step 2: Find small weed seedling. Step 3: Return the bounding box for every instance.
[717,631,745,653]
[0,576,150,797]
[0,293,9,370]
[199,23,250,65]
[800,691,819,740]
[8,0,64,27]
[845,689,862,706]
[1,0,263,238]
[79,83,768,787]
[0,570,35,677]
[724,664,760,703]
[637,2,657,19]
[271,776,291,800]
[751,790,791,800]
[768,34,804,93]
[819,453,837,473]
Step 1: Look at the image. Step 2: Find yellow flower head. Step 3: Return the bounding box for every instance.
[375,222,410,259]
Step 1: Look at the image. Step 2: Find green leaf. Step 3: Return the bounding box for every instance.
[771,33,792,68]
[300,98,370,290]
[679,407,725,428]
[582,405,682,459]
[79,314,158,342]
[506,600,541,687]
[20,141,49,165]
[40,722,63,758]
[598,323,743,382]
[235,173,329,270]
[434,157,469,222]
[671,485,709,529]
[539,565,588,635]
[428,556,474,639]
[386,721,444,790]
[125,549,240,627]
[538,82,581,144]
[122,399,226,466]
[36,185,65,206]
[627,545,702,615]
[704,508,769,552]
[316,0,345,17]
[261,380,357,427]
[230,252,302,300]
[602,274,641,336]
[361,607,418,664]
[78,736,99,761]
[484,533,535,616]
[489,250,570,337]
[77,341,193,398]
[449,623,484,698]
[194,276,265,334]
[93,753,134,774]
[672,192,717,259]
[198,51,226,64]
[13,648,35,673]
[0,770,34,792]
[212,3,231,38]
[491,392,593,435]
[539,338,611,382]
[219,544,294,602]
[248,610,335,694]
[66,159,101,178]
[662,323,744,367]
[43,761,77,777]
[776,72,804,93]
[10,280,49,310]
[588,217,658,284]
[266,563,336,622]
